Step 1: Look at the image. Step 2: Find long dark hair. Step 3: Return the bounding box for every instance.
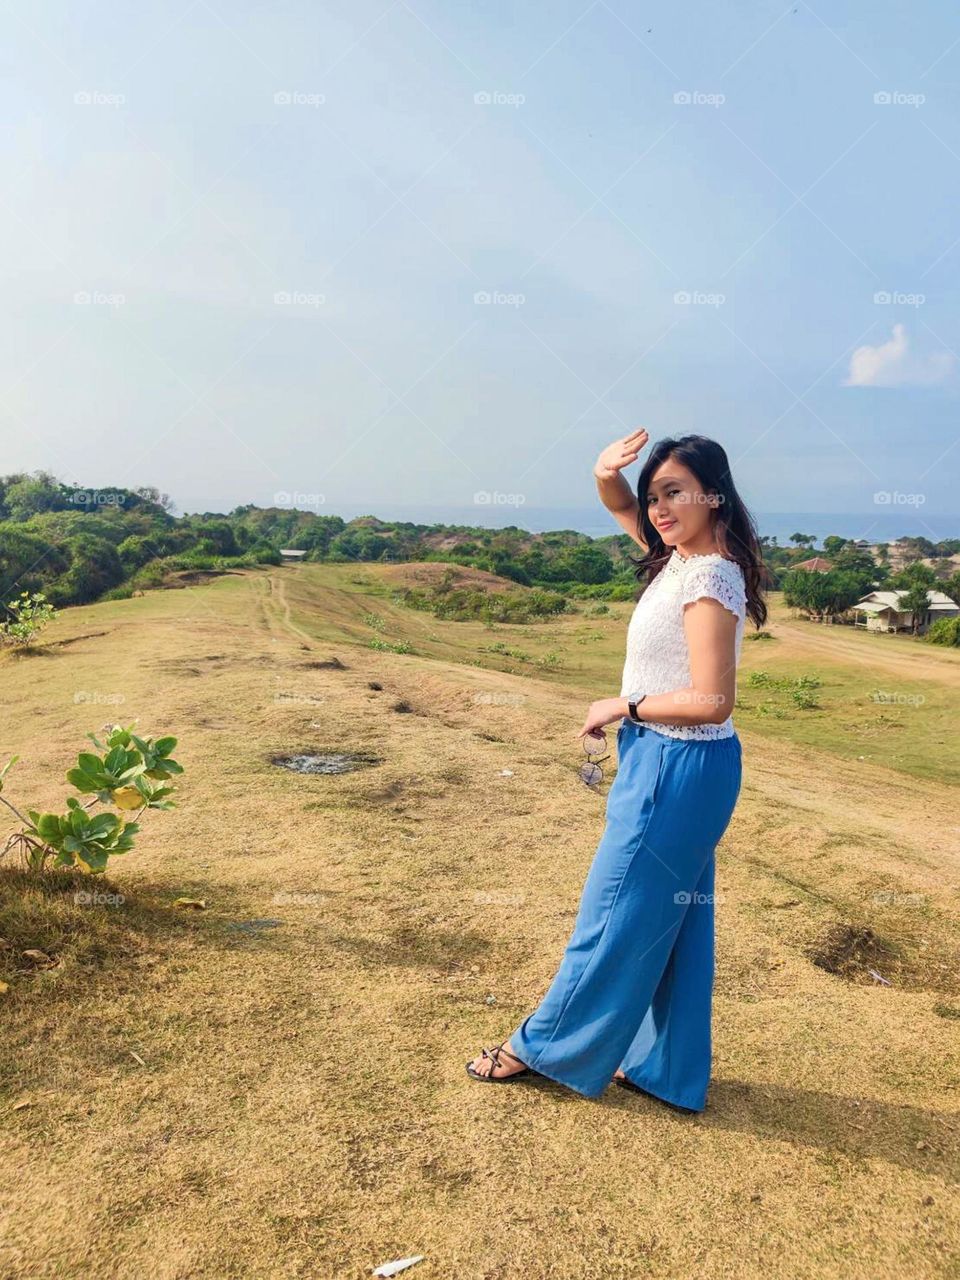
[628,434,769,629]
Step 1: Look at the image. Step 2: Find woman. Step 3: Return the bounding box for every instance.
[466,430,768,1112]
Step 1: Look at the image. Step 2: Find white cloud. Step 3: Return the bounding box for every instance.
[844,323,955,388]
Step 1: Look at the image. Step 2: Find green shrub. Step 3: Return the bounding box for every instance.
[925,616,960,647]
[0,591,57,647]
[0,726,183,874]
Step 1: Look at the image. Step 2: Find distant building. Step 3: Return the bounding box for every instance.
[792,556,833,573]
[852,588,959,634]
[279,549,307,561]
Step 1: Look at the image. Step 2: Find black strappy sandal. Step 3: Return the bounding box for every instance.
[614,1074,697,1113]
[465,1042,534,1084]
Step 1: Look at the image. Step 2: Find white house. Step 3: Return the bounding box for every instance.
[852,588,959,634]
[279,549,307,562]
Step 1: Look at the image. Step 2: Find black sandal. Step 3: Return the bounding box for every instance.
[614,1074,697,1113]
[465,1042,533,1084]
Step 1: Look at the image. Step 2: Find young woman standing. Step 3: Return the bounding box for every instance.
[466,430,768,1112]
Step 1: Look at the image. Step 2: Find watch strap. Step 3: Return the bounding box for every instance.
[627,693,646,722]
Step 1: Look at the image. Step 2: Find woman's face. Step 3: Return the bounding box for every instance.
[645,458,716,547]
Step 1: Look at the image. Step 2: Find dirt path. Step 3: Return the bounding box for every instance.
[1,569,957,1279]
[768,603,960,685]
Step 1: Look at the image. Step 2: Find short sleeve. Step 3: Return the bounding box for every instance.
[680,562,745,621]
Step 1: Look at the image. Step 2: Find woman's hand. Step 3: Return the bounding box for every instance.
[593,428,649,481]
[576,697,629,741]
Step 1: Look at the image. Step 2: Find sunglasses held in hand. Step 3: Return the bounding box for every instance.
[578,729,610,789]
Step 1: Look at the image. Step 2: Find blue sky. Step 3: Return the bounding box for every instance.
[2,1,959,539]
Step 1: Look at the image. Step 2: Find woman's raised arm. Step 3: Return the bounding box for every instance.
[594,428,649,550]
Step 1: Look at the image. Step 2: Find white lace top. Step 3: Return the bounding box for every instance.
[619,549,747,740]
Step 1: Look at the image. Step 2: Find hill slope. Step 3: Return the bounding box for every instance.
[0,566,958,1278]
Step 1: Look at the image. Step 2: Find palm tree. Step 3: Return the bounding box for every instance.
[901,583,932,635]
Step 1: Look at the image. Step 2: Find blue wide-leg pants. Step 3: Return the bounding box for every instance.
[509,718,742,1111]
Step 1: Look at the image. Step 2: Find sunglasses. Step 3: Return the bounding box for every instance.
[578,729,610,789]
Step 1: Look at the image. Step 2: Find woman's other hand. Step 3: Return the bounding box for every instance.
[593,428,649,481]
[576,698,629,740]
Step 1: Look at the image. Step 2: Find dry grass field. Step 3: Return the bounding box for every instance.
[1,563,958,1279]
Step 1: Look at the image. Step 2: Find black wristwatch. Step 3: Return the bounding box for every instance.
[627,692,647,723]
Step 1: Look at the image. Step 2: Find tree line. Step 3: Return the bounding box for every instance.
[1,471,958,614]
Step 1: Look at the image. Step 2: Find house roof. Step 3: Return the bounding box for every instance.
[793,557,833,571]
[854,588,958,612]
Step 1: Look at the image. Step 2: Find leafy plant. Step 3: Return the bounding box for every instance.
[925,615,960,647]
[0,725,183,873]
[0,590,57,647]
[368,637,412,654]
[791,687,819,710]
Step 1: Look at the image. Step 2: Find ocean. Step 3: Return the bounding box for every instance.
[328,504,957,547]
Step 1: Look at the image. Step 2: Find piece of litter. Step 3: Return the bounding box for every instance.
[129,1051,147,1067]
[499,769,514,777]
[867,969,891,986]
[174,898,207,910]
[373,1257,424,1278]
[11,1100,33,1112]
